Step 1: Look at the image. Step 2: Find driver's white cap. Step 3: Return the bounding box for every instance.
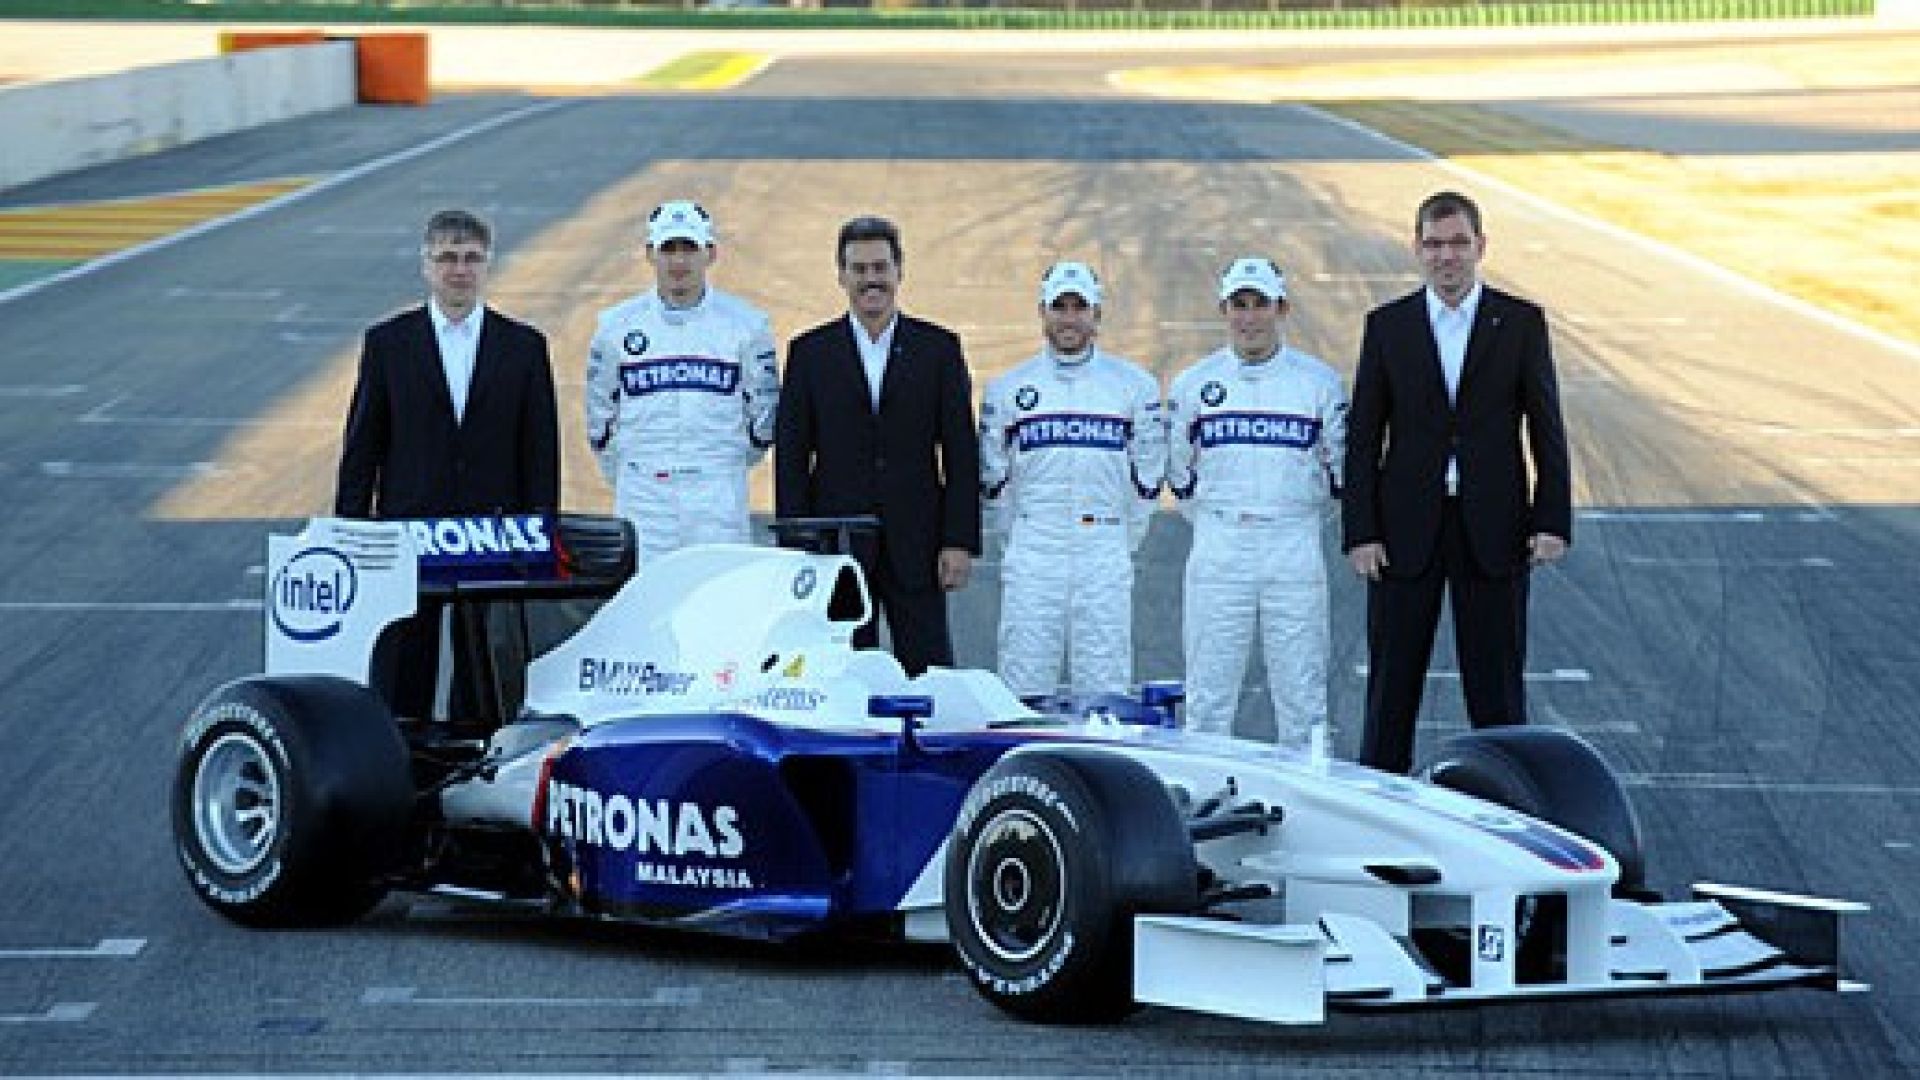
[647,200,714,248]
[1039,261,1102,307]
[1218,256,1286,301]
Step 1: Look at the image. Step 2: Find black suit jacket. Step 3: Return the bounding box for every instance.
[775,313,981,589]
[1342,286,1571,578]
[336,305,560,519]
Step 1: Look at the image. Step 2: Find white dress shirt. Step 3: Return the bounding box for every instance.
[1425,282,1481,493]
[431,298,483,422]
[848,311,896,412]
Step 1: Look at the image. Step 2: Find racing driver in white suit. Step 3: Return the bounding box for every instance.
[981,261,1166,696]
[1169,257,1348,746]
[586,200,780,561]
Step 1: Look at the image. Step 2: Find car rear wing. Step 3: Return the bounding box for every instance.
[265,514,634,685]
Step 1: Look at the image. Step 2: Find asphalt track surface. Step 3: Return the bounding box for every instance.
[1,45,1917,1078]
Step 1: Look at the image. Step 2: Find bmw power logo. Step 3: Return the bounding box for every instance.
[1200,380,1227,407]
[1014,385,1040,410]
[623,330,650,356]
[793,566,817,600]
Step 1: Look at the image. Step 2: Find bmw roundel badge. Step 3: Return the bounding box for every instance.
[623,330,650,356]
[1015,385,1040,410]
[1200,380,1227,407]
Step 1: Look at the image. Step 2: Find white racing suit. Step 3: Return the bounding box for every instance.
[1168,345,1347,744]
[980,349,1166,696]
[585,288,779,562]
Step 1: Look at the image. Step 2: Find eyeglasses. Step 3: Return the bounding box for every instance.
[428,250,490,267]
[1419,237,1477,252]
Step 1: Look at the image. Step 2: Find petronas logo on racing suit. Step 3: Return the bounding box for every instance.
[619,357,741,396]
[1195,411,1321,450]
[1012,413,1128,452]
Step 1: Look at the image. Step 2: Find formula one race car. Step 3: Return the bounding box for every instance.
[171,514,1867,1025]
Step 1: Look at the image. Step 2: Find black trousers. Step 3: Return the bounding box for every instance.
[850,534,954,677]
[1358,498,1529,775]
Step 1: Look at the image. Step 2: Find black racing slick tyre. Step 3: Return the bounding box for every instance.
[172,676,414,928]
[945,749,1200,1024]
[1420,726,1647,896]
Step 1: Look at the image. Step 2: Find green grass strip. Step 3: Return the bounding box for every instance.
[0,260,83,291]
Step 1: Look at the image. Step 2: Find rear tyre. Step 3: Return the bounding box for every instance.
[172,676,414,927]
[945,749,1198,1024]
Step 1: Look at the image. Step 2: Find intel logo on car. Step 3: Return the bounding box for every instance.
[270,546,358,643]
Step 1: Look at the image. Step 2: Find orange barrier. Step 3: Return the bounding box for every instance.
[219,31,327,54]
[354,34,430,107]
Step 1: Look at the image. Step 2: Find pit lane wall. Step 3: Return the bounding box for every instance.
[0,41,354,191]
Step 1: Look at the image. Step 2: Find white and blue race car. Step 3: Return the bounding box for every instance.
[172,514,1867,1026]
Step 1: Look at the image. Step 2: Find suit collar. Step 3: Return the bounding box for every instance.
[462,308,502,425]
[1457,291,1506,404]
[416,304,496,427]
[1423,280,1482,326]
[845,310,911,413]
[1399,287,1504,409]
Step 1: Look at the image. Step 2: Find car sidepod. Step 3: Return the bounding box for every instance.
[538,713,1014,939]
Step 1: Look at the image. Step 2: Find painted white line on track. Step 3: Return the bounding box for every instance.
[41,460,224,479]
[0,384,86,398]
[1621,774,1920,796]
[80,394,336,428]
[0,99,572,309]
[163,285,282,301]
[271,302,361,325]
[1563,313,1696,326]
[1298,104,1920,368]
[1884,841,1912,850]
[1308,272,1422,283]
[1428,718,1642,735]
[1800,456,1920,466]
[947,323,1030,334]
[362,985,701,1008]
[489,285,634,299]
[1617,555,1835,568]
[0,600,260,612]
[0,1002,95,1023]
[1351,664,1590,682]
[310,223,414,237]
[1745,425,1920,439]
[1579,509,1769,523]
[0,938,144,960]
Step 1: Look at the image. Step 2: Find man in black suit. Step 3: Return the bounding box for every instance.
[335,209,561,718]
[1342,191,1571,775]
[775,216,981,675]
[337,209,559,520]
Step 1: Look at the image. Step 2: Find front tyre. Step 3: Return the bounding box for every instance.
[172,676,413,927]
[1418,726,1649,983]
[1421,726,1646,895]
[945,750,1198,1024]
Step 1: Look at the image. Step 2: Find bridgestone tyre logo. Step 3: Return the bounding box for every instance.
[955,767,1080,838]
[966,930,1078,999]
[179,699,289,907]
